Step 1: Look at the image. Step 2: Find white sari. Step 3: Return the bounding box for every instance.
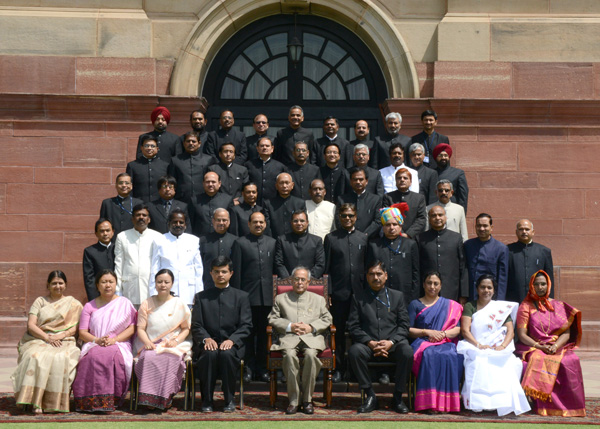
[457,300,531,416]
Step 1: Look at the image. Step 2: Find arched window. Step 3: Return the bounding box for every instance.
[203,15,388,138]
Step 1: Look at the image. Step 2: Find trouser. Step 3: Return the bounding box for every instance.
[282,343,322,406]
[245,305,271,374]
[197,347,241,403]
[330,298,351,372]
[347,341,413,393]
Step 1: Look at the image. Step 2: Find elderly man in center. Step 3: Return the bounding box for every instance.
[268,267,332,415]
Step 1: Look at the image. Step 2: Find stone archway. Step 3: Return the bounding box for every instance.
[170,0,419,99]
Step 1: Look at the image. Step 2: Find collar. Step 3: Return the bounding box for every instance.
[98,241,111,248]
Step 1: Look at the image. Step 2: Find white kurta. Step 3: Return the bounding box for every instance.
[114,228,162,305]
[380,164,419,194]
[426,201,469,242]
[150,232,203,305]
[305,199,336,242]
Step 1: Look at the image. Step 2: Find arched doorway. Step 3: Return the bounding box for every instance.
[202,15,389,139]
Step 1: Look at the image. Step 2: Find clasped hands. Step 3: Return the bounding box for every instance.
[368,340,393,357]
[291,322,313,336]
[536,342,558,355]
[204,338,234,351]
[45,332,66,348]
[96,336,117,347]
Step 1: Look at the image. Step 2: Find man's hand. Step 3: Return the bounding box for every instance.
[291,322,313,336]
[372,340,393,357]
[219,339,234,350]
[204,338,218,351]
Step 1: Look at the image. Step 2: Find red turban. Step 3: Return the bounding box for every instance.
[151,106,171,124]
[432,143,452,160]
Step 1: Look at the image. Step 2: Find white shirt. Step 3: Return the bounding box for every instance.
[426,201,469,242]
[150,232,204,305]
[114,227,162,305]
[306,199,336,242]
[380,164,419,194]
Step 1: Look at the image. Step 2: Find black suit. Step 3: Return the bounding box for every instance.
[192,286,252,404]
[383,190,427,239]
[374,133,412,169]
[137,130,180,163]
[126,157,170,203]
[324,227,369,372]
[436,165,469,214]
[146,198,191,234]
[347,287,413,393]
[230,202,264,237]
[416,228,468,301]
[245,157,287,206]
[82,242,115,301]
[274,126,316,166]
[336,192,382,239]
[169,150,215,204]
[366,237,420,305]
[507,241,554,303]
[189,192,233,237]
[413,164,439,205]
[410,131,450,169]
[99,195,143,236]
[274,232,325,279]
[320,164,348,203]
[315,136,350,168]
[200,232,236,289]
[208,161,249,199]
[231,233,277,375]
[288,163,321,200]
[263,194,305,238]
[205,128,248,165]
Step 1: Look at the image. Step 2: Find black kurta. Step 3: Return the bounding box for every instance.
[274,231,325,279]
[205,128,248,165]
[413,164,439,205]
[324,228,368,301]
[274,126,316,166]
[99,195,143,236]
[336,191,382,239]
[136,130,180,163]
[169,150,216,204]
[189,192,233,237]
[263,194,306,238]
[208,161,249,199]
[146,198,191,234]
[410,131,450,169]
[126,156,170,203]
[245,157,287,206]
[200,231,237,289]
[288,162,321,200]
[382,190,427,239]
[374,132,412,169]
[320,164,348,203]
[507,241,554,303]
[229,202,264,237]
[82,242,115,301]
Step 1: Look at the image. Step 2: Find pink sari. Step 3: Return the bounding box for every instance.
[72,296,137,412]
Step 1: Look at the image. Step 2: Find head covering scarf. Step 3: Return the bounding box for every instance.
[151,106,171,124]
[380,202,409,225]
[432,143,452,160]
[524,270,554,312]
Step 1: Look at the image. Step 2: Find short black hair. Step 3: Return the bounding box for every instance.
[157,175,177,191]
[94,218,113,233]
[211,256,233,271]
[421,110,438,120]
[476,213,493,225]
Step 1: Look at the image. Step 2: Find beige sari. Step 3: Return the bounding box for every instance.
[11,295,83,412]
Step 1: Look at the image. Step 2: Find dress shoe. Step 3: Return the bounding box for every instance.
[223,400,236,413]
[285,404,298,415]
[394,399,409,414]
[243,372,252,384]
[201,401,213,413]
[357,395,378,413]
[302,402,314,415]
[259,372,270,383]
[378,373,390,385]
[331,370,342,383]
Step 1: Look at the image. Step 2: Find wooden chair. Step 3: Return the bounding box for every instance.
[130,357,195,411]
[266,275,336,408]
[358,361,415,410]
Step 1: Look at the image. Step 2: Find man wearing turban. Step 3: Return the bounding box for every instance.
[433,143,469,214]
[136,106,180,163]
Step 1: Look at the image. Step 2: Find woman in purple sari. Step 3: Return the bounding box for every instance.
[72,269,137,412]
[408,272,463,413]
[515,270,585,417]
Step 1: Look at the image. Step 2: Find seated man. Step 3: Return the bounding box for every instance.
[347,261,413,414]
[191,256,252,413]
[268,267,332,415]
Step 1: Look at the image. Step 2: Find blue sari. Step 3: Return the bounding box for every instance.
[408,297,463,412]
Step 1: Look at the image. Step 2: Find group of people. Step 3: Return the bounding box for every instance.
[11,105,585,417]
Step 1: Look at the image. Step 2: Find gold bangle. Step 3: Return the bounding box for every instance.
[422,329,426,337]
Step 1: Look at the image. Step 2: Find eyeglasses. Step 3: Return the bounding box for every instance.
[295,148,308,153]
[340,214,356,218]
[161,184,175,190]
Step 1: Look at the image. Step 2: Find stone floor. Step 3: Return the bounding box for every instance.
[1,348,598,397]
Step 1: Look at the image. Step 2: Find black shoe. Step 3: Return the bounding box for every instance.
[201,401,213,413]
[331,370,342,383]
[243,372,252,384]
[357,395,378,413]
[259,371,270,383]
[378,373,390,385]
[285,404,298,414]
[223,400,236,413]
[303,402,314,414]
[394,399,409,414]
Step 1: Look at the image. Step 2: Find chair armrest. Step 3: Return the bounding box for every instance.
[329,324,336,350]
[267,325,273,350]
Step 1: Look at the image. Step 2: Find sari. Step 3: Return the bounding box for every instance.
[72,296,137,412]
[515,270,585,417]
[11,296,83,412]
[408,297,463,412]
[456,300,530,416]
[133,296,192,409]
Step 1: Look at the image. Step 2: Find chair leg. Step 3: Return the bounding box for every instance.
[129,363,137,411]
[325,369,333,408]
[239,359,244,410]
[269,369,277,408]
